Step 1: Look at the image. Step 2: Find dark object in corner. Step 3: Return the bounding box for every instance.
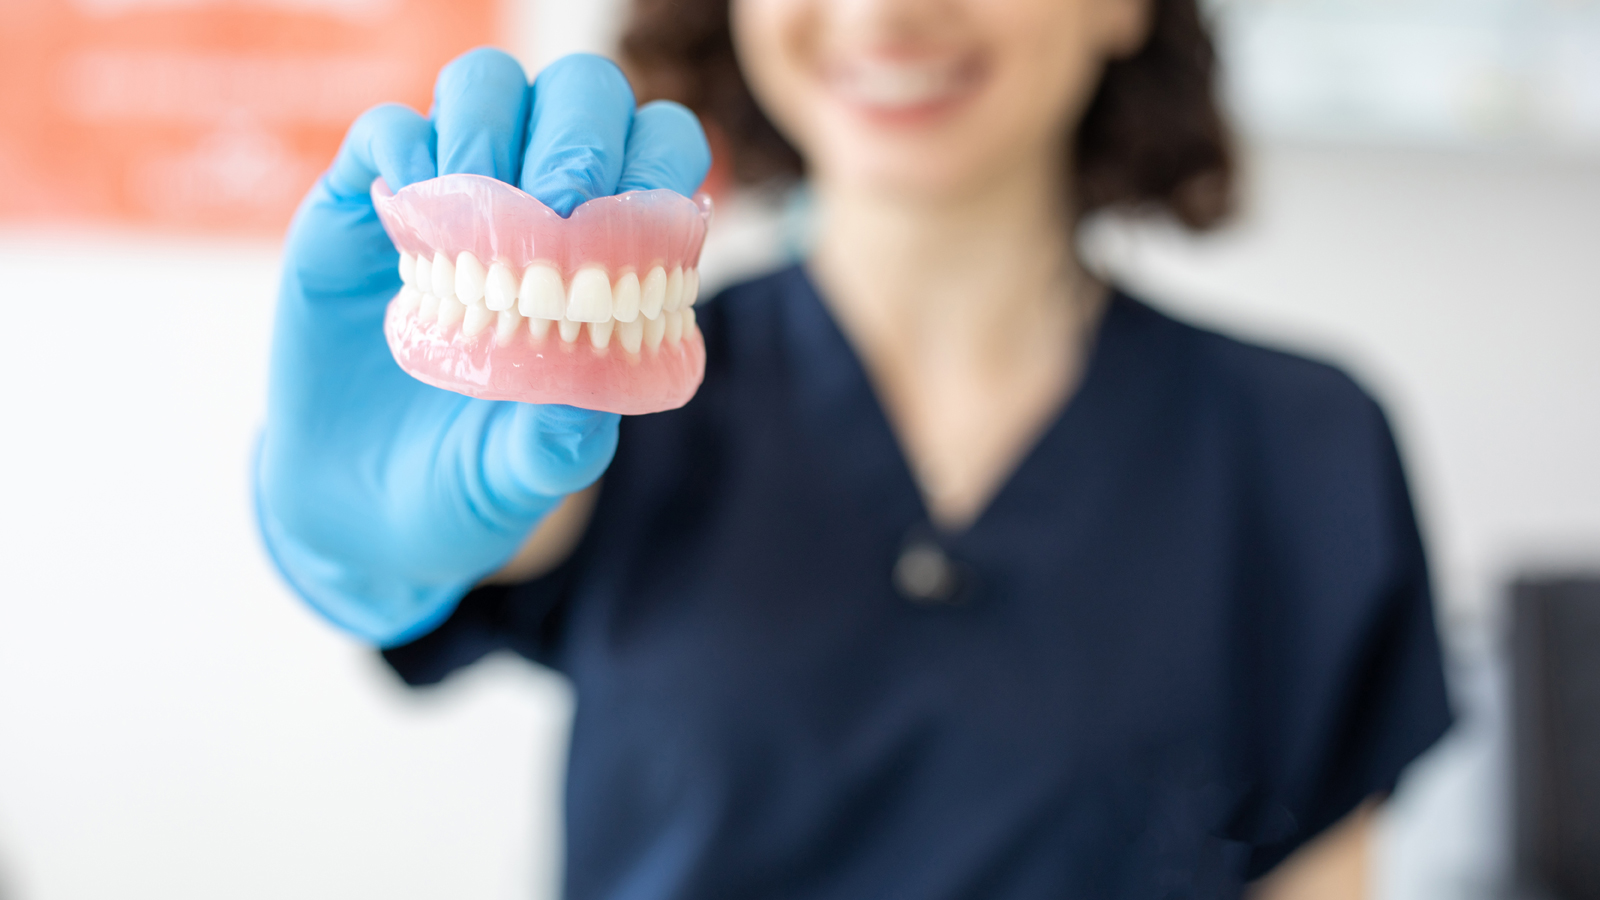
[1514,576,1600,900]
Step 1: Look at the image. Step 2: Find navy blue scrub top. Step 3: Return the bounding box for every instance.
[385,265,1452,899]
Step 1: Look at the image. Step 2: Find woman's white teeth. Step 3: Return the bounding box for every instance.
[640,266,666,319]
[485,262,518,311]
[839,59,963,107]
[519,263,566,320]
[397,251,700,353]
[455,252,487,305]
[567,267,613,322]
[431,251,456,299]
[612,271,641,323]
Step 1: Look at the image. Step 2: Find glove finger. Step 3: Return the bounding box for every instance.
[617,100,713,197]
[521,54,635,217]
[433,47,531,182]
[476,403,620,522]
[327,103,436,200]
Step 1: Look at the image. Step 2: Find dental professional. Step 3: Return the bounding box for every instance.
[257,0,1451,896]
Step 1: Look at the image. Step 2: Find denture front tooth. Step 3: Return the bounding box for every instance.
[431,251,456,299]
[418,291,440,323]
[527,316,553,341]
[566,267,614,323]
[612,270,641,323]
[557,318,582,343]
[437,293,466,330]
[485,262,518,312]
[518,264,566,320]
[640,266,667,319]
[399,251,416,286]
[664,308,684,344]
[494,308,523,346]
[588,318,615,350]
[462,301,494,337]
[395,284,422,313]
[643,310,665,350]
[664,267,685,312]
[684,268,701,307]
[617,317,644,354]
[414,254,433,296]
[683,305,696,335]
[455,252,487,305]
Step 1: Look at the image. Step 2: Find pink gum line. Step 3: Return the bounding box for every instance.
[372,173,712,281]
[384,298,706,415]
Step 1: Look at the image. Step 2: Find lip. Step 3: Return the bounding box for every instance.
[823,52,987,126]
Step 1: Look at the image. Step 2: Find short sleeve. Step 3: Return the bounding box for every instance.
[380,561,576,686]
[1242,379,1454,877]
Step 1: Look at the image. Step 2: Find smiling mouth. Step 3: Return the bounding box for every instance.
[828,56,983,114]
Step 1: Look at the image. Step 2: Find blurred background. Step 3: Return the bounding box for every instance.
[1,0,1597,896]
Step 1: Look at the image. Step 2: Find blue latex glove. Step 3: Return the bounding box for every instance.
[257,50,712,646]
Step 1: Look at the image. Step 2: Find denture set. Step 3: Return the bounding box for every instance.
[373,174,712,415]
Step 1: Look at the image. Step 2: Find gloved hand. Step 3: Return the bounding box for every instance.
[257,49,712,646]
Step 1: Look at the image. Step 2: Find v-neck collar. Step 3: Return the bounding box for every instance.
[774,264,1138,544]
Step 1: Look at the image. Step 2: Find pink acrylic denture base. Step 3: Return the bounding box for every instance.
[371,173,713,414]
[384,305,705,415]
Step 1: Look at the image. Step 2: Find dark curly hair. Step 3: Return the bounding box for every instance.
[619,0,1234,229]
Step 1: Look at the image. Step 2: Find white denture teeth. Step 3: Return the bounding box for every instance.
[519,263,565,320]
[684,268,700,307]
[431,251,456,299]
[589,318,614,350]
[664,267,685,312]
[557,318,582,343]
[494,308,523,345]
[455,252,487,305]
[462,301,495,337]
[485,262,518,312]
[612,270,641,323]
[664,308,683,344]
[418,291,440,323]
[683,305,696,335]
[567,267,613,322]
[643,310,665,350]
[641,266,667,320]
[395,284,422,313]
[399,251,417,286]
[437,293,467,329]
[414,254,433,297]
[617,317,643,353]
[527,316,553,341]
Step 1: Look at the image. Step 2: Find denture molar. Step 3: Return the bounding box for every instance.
[373,174,713,415]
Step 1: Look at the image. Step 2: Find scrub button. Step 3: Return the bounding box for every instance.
[894,539,962,604]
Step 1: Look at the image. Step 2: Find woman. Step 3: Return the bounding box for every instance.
[257,0,1452,895]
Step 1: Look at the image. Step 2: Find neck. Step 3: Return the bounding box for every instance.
[808,158,1089,363]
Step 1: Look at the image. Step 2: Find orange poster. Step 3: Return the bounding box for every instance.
[0,0,497,233]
